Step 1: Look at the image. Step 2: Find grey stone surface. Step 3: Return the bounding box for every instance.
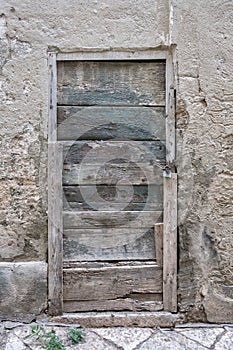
[214,329,233,350]
[93,327,152,350]
[175,327,224,348]
[138,331,206,350]
[52,311,184,327]
[1,323,233,350]
[0,262,47,321]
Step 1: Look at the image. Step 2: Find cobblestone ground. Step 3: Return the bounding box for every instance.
[0,323,232,350]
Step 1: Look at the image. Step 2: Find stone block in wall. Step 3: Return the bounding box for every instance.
[0,262,47,322]
[204,287,233,323]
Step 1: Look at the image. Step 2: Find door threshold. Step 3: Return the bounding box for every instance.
[51,311,185,328]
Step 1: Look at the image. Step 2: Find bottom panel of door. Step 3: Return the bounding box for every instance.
[63,261,163,312]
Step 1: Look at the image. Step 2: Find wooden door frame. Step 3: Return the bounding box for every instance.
[47,49,177,316]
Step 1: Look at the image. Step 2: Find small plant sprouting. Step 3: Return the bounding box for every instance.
[25,325,85,350]
[43,329,65,350]
[68,328,85,344]
[25,325,45,340]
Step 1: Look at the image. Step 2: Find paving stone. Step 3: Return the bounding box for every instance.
[175,327,224,348]
[3,322,24,330]
[214,330,233,350]
[93,327,153,350]
[138,330,208,350]
[73,330,117,350]
[13,326,117,350]
[0,324,7,350]
[5,332,27,350]
[12,326,44,350]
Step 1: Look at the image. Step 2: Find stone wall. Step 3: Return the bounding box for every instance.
[173,0,233,322]
[0,0,232,322]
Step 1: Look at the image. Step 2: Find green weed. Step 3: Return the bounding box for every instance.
[68,328,85,344]
[25,325,85,350]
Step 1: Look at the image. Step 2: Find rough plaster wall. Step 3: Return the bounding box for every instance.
[172,0,233,322]
[0,0,169,262]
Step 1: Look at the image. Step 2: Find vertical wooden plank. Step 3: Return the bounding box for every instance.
[48,52,57,142]
[163,173,177,312]
[154,223,163,266]
[48,142,63,315]
[48,52,63,315]
[163,52,177,312]
[165,53,176,167]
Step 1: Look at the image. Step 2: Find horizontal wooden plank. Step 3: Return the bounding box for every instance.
[63,227,163,261]
[63,262,162,301]
[64,201,163,212]
[63,185,163,211]
[63,163,163,185]
[63,140,166,165]
[56,51,167,61]
[63,298,163,312]
[57,61,165,106]
[57,106,165,141]
[63,211,162,229]
[63,261,156,268]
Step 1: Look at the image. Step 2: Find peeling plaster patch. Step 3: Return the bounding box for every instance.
[10,39,32,58]
[0,14,7,38]
[0,14,10,69]
[0,78,15,104]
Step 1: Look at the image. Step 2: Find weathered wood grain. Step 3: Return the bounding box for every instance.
[64,201,163,212]
[48,142,63,315]
[57,61,165,106]
[63,211,162,229]
[63,261,155,268]
[63,140,166,165]
[63,262,162,301]
[63,185,163,211]
[48,52,57,142]
[56,51,167,61]
[63,227,159,261]
[163,173,177,312]
[63,163,163,186]
[166,86,176,167]
[154,223,163,266]
[57,106,165,141]
[63,299,163,312]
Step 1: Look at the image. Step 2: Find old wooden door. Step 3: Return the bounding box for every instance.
[48,52,177,316]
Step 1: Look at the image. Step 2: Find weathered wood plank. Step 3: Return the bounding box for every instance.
[57,61,165,106]
[63,261,155,268]
[63,227,161,261]
[63,211,162,229]
[56,50,167,61]
[63,262,162,301]
[63,163,163,186]
[48,142,63,315]
[63,185,163,211]
[163,173,177,312]
[166,86,176,168]
[57,106,165,141]
[63,299,163,312]
[154,223,163,266]
[48,52,57,142]
[165,53,175,166]
[63,141,166,165]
